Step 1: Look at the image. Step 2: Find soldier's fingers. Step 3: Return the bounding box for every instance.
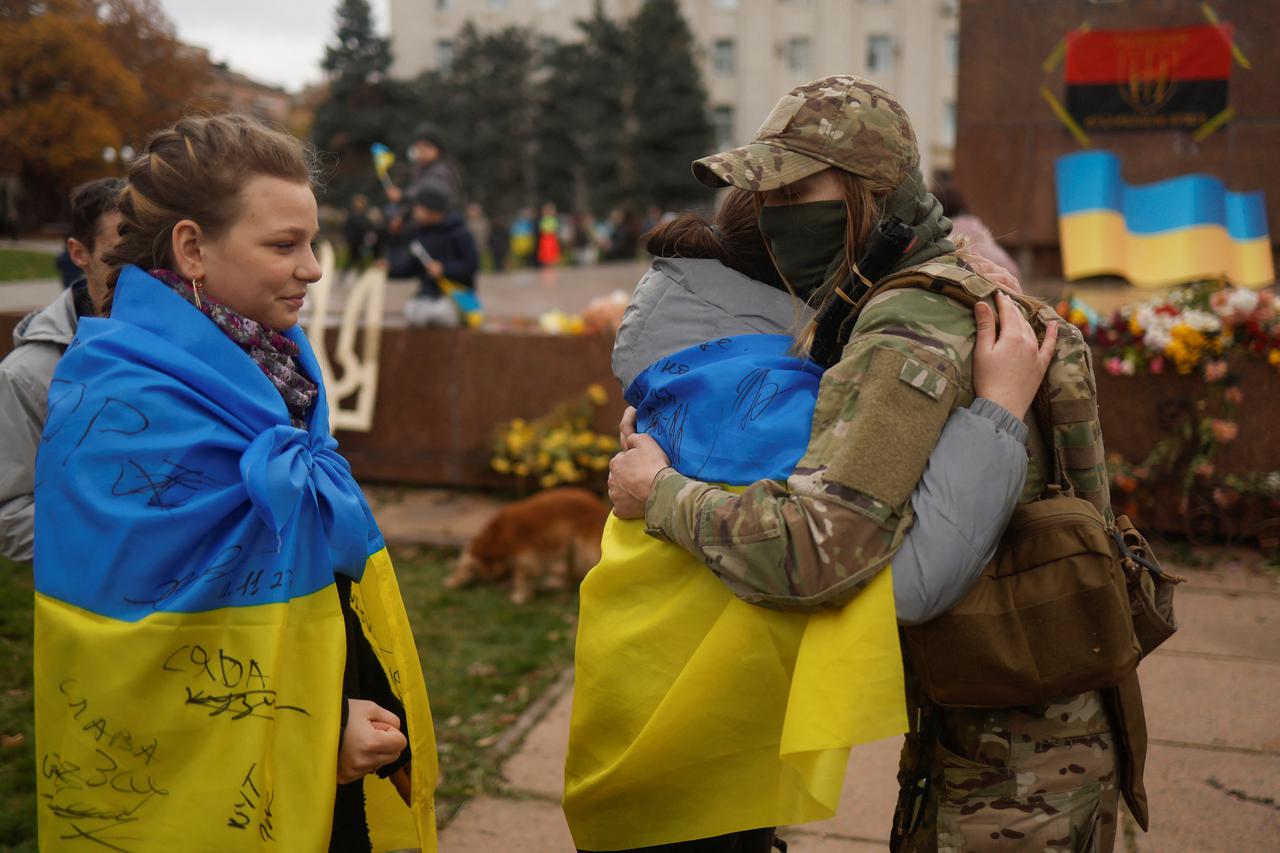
[627,433,660,453]
[995,292,1029,346]
[619,407,638,445]
[1037,321,1059,371]
[974,301,996,354]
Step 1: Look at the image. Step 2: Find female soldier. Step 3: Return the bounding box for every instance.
[607,77,1140,852]
[33,114,437,852]
[567,177,1051,852]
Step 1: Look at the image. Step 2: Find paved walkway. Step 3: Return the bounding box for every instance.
[431,546,1279,852]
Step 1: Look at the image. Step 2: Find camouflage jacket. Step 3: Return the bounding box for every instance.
[644,254,1000,611]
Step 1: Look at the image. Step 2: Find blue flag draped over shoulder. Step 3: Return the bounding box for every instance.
[564,334,907,850]
[33,266,437,852]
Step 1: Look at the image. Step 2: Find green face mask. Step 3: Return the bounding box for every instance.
[758,200,847,300]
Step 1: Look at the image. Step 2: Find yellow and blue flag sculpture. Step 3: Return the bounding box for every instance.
[33,267,437,852]
[564,335,907,850]
[1056,150,1273,288]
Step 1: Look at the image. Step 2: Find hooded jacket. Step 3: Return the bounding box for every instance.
[615,257,1028,624]
[0,285,85,561]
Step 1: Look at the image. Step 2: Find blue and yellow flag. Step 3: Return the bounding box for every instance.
[33,267,437,852]
[371,142,396,184]
[1056,150,1273,287]
[564,335,907,850]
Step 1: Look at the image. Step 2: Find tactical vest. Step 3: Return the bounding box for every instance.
[853,262,1178,708]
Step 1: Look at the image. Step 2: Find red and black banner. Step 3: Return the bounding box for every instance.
[1065,25,1231,131]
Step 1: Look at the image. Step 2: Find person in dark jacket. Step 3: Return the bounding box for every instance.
[386,187,480,326]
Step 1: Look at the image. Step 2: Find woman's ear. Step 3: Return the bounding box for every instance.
[170,219,205,281]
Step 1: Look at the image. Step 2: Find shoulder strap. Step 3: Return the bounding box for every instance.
[858,263,1113,519]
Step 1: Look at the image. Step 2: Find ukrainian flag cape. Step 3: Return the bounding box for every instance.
[33,267,437,852]
[564,335,907,850]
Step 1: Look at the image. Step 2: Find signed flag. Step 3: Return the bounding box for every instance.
[33,266,438,852]
[564,334,906,850]
[1065,25,1232,132]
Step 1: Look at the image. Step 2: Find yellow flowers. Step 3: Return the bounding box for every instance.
[1270,348,1280,369]
[1164,324,1209,374]
[490,385,620,489]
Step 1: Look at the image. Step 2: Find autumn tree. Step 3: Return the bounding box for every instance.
[0,0,214,224]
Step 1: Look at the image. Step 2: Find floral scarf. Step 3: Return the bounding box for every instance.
[151,269,318,428]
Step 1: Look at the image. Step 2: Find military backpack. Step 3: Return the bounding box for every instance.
[869,263,1181,708]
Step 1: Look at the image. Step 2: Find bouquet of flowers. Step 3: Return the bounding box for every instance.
[1065,281,1279,378]
[490,385,619,490]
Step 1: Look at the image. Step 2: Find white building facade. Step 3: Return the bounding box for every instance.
[388,0,959,182]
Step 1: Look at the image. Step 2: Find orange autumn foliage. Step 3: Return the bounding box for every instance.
[0,0,215,196]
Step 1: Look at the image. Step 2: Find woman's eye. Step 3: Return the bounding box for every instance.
[275,242,295,250]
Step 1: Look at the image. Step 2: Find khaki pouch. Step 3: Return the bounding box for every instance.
[904,495,1142,708]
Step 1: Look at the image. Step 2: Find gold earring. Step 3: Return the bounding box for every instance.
[192,279,204,309]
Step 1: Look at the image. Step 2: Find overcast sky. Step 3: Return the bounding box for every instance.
[158,0,391,92]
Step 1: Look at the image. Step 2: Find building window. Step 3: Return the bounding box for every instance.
[536,0,559,7]
[539,36,558,60]
[946,32,959,74]
[487,0,510,9]
[436,40,454,74]
[711,0,739,10]
[867,34,895,74]
[786,37,812,73]
[713,39,736,75]
[435,0,454,10]
[712,105,735,151]
[942,101,956,147]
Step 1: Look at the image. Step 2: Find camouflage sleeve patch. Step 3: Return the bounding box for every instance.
[826,343,958,508]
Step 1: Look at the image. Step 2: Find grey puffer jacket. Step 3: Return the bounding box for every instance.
[613,258,1027,624]
[0,287,81,562]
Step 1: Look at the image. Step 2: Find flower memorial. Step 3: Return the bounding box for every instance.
[1060,281,1279,548]
[490,385,619,491]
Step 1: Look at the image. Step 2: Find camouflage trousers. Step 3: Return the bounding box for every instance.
[893,690,1119,853]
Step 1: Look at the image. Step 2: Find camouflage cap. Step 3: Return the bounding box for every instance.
[692,76,919,192]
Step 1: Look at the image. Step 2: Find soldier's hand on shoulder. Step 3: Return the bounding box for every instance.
[973,292,1057,420]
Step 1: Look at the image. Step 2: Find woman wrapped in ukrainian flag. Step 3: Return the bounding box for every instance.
[564,187,1048,851]
[33,115,436,852]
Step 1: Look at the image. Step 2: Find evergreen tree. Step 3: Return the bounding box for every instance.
[426,24,538,219]
[534,4,630,214]
[320,0,391,91]
[311,0,418,204]
[625,0,713,210]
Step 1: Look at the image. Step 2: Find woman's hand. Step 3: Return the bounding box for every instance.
[973,291,1057,421]
[338,699,407,784]
[608,408,671,519]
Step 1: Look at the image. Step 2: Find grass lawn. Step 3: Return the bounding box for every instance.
[0,250,56,283]
[0,547,577,847]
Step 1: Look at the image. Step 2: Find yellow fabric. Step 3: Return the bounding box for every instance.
[564,513,906,850]
[1060,211,1275,288]
[34,548,437,852]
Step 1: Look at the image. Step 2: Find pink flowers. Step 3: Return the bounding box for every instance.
[1148,356,1165,375]
[1203,360,1229,382]
[1209,419,1239,443]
